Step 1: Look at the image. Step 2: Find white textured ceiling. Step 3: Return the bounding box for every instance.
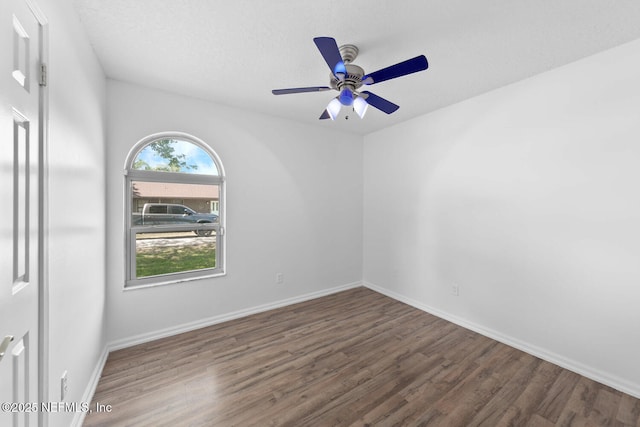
[72,0,640,135]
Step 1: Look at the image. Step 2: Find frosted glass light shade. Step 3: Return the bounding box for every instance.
[353,96,369,119]
[327,98,342,120]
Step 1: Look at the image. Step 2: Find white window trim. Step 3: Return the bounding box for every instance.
[123,132,226,289]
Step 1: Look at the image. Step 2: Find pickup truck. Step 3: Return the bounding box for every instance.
[132,203,218,236]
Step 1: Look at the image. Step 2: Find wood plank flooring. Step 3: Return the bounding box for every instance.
[83,287,640,426]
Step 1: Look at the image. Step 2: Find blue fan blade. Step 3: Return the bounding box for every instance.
[360,91,399,114]
[313,37,346,77]
[272,86,331,95]
[362,55,428,85]
[319,110,330,120]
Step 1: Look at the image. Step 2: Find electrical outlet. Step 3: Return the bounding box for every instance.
[61,371,68,401]
[452,284,460,297]
[276,273,284,284]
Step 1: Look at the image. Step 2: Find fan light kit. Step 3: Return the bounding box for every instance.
[272,37,429,120]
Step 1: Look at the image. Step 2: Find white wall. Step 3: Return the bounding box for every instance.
[37,0,107,426]
[363,39,640,397]
[105,80,363,345]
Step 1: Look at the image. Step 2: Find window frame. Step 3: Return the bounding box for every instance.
[124,132,226,289]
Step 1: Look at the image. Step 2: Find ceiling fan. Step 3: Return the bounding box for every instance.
[272,37,428,120]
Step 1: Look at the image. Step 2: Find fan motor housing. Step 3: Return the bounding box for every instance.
[330,64,365,92]
[329,44,365,93]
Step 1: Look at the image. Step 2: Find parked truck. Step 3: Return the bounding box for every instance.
[132,203,218,236]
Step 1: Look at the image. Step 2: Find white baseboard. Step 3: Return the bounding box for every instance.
[363,281,640,399]
[108,281,362,352]
[71,346,109,427]
[77,282,361,423]
[79,279,639,424]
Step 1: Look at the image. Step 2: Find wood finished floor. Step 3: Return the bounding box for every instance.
[84,287,640,427]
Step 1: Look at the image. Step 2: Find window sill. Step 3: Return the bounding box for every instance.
[124,270,226,291]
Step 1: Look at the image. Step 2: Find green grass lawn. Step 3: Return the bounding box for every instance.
[136,239,216,278]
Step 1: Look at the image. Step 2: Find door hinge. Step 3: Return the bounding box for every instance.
[39,63,47,87]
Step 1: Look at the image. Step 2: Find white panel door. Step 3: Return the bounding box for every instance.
[0,0,44,425]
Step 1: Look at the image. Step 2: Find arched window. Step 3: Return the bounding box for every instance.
[124,132,225,288]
